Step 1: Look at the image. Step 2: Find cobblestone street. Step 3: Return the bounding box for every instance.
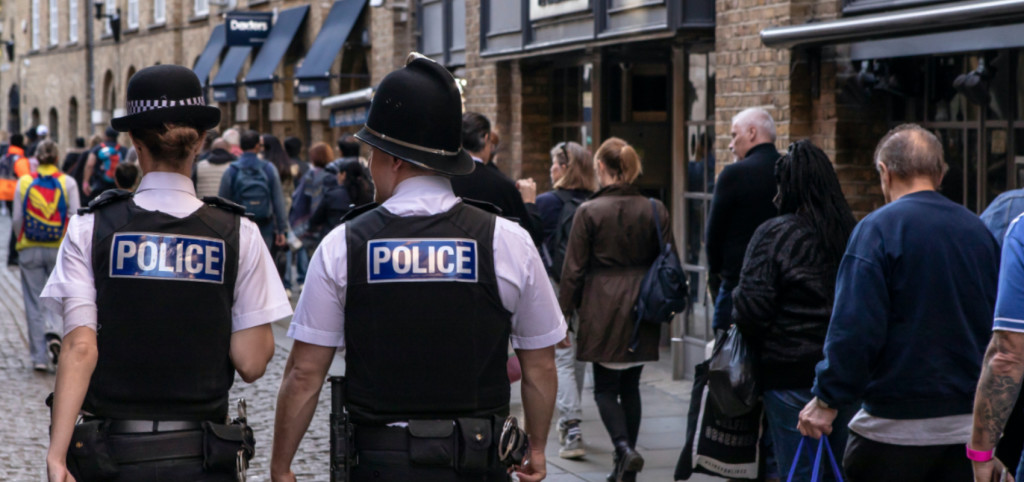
[0,214,706,482]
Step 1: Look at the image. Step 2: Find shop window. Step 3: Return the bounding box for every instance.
[550,65,590,148]
[683,49,715,344]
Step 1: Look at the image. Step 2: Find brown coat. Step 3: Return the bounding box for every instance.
[559,184,673,363]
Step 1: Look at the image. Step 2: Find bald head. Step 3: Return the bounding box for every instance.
[874,124,947,185]
[729,108,776,160]
[211,138,230,151]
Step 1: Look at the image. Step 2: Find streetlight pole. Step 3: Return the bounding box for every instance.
[86,0,95,134]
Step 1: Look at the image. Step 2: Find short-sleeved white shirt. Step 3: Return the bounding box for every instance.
[288,175,566,350]
[41,172,292,335]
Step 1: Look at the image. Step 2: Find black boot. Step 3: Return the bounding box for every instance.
[612,441,644,482]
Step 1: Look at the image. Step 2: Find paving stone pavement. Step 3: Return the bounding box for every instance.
[0,213,720,482]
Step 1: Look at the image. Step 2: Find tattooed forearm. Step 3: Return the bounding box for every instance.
[972,333,1024,449]
[975,373,1021,445]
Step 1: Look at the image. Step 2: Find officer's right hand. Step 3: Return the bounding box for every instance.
[46,459,75,482]
[515,448,547,482]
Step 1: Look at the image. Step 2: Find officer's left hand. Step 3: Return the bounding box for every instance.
[46,458,75,482]
[275,233,287,247]
[514,447,547,482]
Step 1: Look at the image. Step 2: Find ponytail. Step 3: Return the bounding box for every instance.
[595,137,643,184]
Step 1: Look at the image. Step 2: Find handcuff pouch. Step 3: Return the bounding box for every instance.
[201,421,254,473]
[456,417,492,474]
[67,419,120,481]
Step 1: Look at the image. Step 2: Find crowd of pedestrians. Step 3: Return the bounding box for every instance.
[11,63,1024,482]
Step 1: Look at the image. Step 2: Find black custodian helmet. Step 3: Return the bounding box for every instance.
[355,53,474,176]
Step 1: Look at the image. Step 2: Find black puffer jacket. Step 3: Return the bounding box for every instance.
[731,214,837,390]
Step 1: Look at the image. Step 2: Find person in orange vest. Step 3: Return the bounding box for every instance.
[1,133,31,267]
[11,139,79,371]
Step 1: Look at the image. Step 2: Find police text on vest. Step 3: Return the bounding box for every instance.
[367,239,477,283]
[110,233,226,283]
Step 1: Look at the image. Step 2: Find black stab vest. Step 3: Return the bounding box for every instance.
[344,203,512,425]
[88,197,239,421]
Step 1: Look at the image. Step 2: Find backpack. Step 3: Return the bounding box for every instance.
[542,190,583,282]
[0,152,17,181]
[22,173,69,243]
[630,198,688,352]
[231,161,273,221]
[95,142,122,184]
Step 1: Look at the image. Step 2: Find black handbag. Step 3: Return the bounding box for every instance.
[707,325,760,417]
[630,198,688,352]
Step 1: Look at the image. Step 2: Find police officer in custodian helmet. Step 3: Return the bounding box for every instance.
[270,54,566,482]
[43,65,291,481]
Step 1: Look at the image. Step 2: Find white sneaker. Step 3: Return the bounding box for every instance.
[558,420,585,459]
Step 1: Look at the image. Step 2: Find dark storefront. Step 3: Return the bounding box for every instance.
[763,0,1024,214]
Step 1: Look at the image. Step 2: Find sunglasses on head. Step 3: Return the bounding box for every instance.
[558,142,570,165]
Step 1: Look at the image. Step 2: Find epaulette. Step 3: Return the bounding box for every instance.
[77,189,133,214]
[340,202,380,223]
[201,196,253,219]
[461,198,503,216]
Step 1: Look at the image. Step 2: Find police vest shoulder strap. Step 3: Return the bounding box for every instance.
[79,189,133,215]
[340,202,380,224]
[460,198,503,216]
[201,195,251,219]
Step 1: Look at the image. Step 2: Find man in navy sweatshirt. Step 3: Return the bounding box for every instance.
[798,124,1000,481]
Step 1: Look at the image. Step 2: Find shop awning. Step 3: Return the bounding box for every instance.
[193,24,227,88]
[244,5,309,101]
[211,46,252,103]
[761,0,1024,49]
[323,87,373,127]
[295,0,367,99]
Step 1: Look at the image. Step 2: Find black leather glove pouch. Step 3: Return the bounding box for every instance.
[407,420,456,467]
[456,418,492,474]
[201,421,255,473]
[67,419,120,481]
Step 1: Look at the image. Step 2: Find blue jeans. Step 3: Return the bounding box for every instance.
[764,389,855,481]
[713,278,737,331]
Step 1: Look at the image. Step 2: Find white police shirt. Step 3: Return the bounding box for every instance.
[41,172,293,335]
[289,175,567,350]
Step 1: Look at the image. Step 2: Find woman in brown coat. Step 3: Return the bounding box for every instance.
[559,137,673,482]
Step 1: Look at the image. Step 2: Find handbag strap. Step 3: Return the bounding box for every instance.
[787,435,844,482]
[648,198,663,250]
[786,437,806,482]
[822,434,844,482]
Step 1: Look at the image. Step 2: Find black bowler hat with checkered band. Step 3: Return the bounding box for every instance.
[110,64,221,132]
[355,53,473,176]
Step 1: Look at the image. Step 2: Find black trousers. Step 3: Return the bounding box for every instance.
[5,200,16,266]
[843,432,971,482]
[593,363,644,448]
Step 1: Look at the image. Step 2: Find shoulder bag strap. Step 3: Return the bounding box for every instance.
[649,198,663,250]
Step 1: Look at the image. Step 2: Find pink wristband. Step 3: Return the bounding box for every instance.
[966,444,995,462]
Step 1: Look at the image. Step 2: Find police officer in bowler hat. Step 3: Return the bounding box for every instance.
[270,53,565,482]
[43,64,291,481]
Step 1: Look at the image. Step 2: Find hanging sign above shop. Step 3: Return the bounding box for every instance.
[529,0,590,20]
[225,12,273,46]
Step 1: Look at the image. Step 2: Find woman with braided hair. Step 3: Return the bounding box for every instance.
[731,139,858,481]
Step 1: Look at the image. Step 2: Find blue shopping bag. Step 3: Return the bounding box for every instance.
[786,435,844,482]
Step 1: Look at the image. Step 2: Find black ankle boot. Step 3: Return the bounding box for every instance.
[612,442,644,481]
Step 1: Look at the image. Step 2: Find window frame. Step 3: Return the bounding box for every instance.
[69,0,79,43]
[32,0,41,51]
[194,0,209,17]
[49,0,59,46]
[127,0,139,29]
